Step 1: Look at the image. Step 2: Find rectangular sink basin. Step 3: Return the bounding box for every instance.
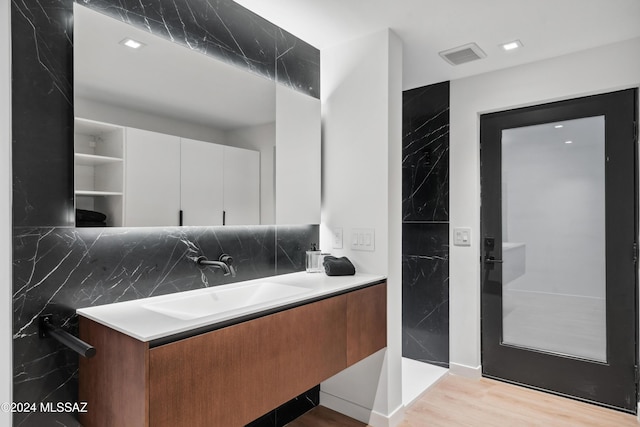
[142,282,312,320]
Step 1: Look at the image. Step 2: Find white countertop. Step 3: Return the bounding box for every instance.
[77,272,386,342]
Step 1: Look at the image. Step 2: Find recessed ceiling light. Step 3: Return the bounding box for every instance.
[120,38,145,49]
[565,140,573,144]
[554,125,564,129]
[501,40,522,51]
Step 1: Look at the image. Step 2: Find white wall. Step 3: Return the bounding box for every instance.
[225,122,276,224]
[75,97,228,144]
[319,29,403,427]
[449,37,640,374]
[1,0,12,423]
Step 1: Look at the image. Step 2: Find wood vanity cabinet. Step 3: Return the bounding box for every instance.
[79,282,386,427]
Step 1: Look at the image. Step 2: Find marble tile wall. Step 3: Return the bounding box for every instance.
[245,386,319,427]
[402,223,449,367]
[402,81,450,367]
[11,0,321,426]
[402,82,449,222]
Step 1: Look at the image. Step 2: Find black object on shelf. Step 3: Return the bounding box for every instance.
[39,315,96,358]
[76,209,108,227]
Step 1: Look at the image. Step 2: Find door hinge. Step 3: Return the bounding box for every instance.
[635,365,639,384]
[634,121,638,143]
[634,242,639,264]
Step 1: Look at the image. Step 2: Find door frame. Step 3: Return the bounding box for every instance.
[479,88,639,413]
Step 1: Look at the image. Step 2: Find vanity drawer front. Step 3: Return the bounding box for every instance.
[148,295,348,427]
[79,318,150,427]
[347,283,387,366]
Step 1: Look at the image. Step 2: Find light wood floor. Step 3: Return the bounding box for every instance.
[288,374,639,426]
[287,406,367,427]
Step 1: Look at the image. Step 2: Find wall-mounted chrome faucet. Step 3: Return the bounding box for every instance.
[194,254,236,277]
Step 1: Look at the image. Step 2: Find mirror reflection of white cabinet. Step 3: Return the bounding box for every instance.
[223,146,260,225]
[125,128,181,227]
[180,138,224,226]
[76,121,262,227]
[180,139,260,226]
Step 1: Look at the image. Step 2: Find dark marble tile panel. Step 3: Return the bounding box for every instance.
[276,28,320,99]
[402,223,449,367]
[402,81,450,222]
[13,330,82,427]
[12,0,74,228]
[275,385,320,425]
[275,225,319,275]
[246,410,277,427]
[245,385,319,427]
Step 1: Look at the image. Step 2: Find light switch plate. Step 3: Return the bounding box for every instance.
[332,228,343,249]
[351,228,375,251]
[453,227,471,246]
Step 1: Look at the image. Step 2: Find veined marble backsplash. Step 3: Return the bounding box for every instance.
[13,224,318,426]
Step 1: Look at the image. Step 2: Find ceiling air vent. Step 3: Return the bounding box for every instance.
[439,43,486,66]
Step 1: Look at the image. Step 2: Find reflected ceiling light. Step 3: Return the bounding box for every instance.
[120,38,145,49]
[501,40,522,51]
[565,140,573,144]
[554,124,564,129]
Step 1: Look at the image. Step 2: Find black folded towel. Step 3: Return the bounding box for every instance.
[323,256,356,276]
[76,209,107,222]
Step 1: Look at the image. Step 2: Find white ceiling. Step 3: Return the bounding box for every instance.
[234,0,640,90]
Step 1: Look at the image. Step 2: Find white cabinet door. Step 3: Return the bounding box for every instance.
[223,146,260,225]
[125,128,181,226]
[180,138,224,226]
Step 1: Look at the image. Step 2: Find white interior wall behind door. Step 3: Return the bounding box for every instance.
[449,36,640,375]
[502,117,606,298]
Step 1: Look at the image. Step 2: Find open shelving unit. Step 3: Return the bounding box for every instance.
[74,118,125,226]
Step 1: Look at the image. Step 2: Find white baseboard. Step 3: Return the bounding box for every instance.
[370,404,405,427]
[449,362,482,378]
[320,391,405,427]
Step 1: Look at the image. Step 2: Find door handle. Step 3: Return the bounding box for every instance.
[484,256,503,264]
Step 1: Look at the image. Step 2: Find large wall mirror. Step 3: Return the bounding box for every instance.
[73,4,320,227]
